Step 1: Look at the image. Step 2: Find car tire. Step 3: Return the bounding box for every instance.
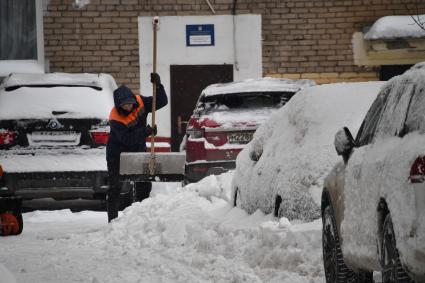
[381,213,414,283]
[322,205,358,283]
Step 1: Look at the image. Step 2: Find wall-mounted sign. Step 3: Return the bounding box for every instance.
[186,24,215,47]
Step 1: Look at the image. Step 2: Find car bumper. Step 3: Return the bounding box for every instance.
[1,171,109,200]
[0,148,109,200]
[185,160,236,183]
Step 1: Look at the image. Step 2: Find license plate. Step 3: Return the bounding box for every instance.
[34,131,77,136]
[228,131,254,144]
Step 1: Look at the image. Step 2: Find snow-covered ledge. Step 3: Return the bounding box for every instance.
[353,15,425,66]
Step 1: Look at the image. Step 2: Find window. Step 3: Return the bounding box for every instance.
[0,0,37,60]
[356,86,390,146]
[373,78,415,139]
[0,0,44,77]
[199,92,295,113]
[403,84,425,135]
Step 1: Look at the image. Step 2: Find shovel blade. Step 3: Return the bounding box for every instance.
[120,152,185,176]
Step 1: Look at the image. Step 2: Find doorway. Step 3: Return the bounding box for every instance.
[170,64,233,152]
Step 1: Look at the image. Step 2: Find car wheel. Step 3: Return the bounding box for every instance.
[381,213,413,283]
[322,205,358,283]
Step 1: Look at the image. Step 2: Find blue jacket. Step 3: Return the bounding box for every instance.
[106,84,168,163]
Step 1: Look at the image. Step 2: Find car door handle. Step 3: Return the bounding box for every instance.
[178,116,189,135]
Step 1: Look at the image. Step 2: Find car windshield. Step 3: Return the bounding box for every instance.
[198,91,294,113]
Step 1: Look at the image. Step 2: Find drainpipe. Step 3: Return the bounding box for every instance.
[232,0,239,71]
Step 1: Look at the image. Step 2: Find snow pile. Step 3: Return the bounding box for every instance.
[0,176,324,283]
[202,77,315,97]
[0,263,17,283]
[0,73,115,120]
[233,82,384,221]
[364,15,425,40]
[99,185,324,282]
[185,170,234,201]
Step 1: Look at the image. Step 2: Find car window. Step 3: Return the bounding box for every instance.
[403,84,425,134]
[356,86,390,146]
[373,78,415,140]
[198,91,294,113]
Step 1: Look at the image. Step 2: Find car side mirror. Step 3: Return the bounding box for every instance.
[250,149,262,162]
[334,127,355,162]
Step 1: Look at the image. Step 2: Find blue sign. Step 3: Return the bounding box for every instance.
[186,24,215,47]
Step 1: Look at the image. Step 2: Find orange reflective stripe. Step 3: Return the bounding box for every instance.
[109,96,145,126]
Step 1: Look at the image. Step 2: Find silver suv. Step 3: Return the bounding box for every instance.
[322,66,425,282]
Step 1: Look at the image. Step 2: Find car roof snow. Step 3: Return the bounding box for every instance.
[201,77,315,97]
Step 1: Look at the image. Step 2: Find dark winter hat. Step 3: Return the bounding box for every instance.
[113,85,137,108]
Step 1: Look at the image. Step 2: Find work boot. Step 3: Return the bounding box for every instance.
[135,182,152,202]
[106,191,119,222]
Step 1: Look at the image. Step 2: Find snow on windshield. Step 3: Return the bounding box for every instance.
[0,73,115,120]
[364,15,425,40]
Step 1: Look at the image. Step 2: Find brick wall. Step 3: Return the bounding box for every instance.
[44,0,425,89]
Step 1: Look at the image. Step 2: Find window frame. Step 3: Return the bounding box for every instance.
[0,0,45,76]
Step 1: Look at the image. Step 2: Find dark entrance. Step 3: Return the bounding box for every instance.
[379,65,413,81]
[170,64,233,152]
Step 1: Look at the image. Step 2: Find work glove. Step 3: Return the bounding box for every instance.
[150,73,161,85]
[146,124,157,136]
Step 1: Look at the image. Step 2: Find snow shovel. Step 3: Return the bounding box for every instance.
[119,17,185,182]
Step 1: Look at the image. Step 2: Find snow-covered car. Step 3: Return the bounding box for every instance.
[0,73,116,202]
[231,82,384,221]
[184,77,315,183]
[322,66,425,282]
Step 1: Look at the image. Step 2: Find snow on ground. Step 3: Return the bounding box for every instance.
[0,173,324,283]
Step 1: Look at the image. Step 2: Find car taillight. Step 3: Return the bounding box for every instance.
[409,156,425,183]
[0,165,3,178]
[205,131,228,146]
[0,131,17,146]
[187,118,204,138]
[90,131,109,145]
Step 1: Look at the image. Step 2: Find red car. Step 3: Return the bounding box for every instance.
[184,77,315,183]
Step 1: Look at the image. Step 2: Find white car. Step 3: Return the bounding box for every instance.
[322,65,425,282]
[231,82,384,221]
[0,73,116,202]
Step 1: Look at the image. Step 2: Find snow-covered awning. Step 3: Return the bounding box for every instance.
[353,15,425,66]
[364,15,425,40]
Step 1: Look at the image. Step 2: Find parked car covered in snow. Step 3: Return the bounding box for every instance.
[0,73,116,202]
[322,66,425,282]
[184,77,315,183]
[231,82,384,221]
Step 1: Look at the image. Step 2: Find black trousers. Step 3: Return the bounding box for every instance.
[106,153,152,222]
